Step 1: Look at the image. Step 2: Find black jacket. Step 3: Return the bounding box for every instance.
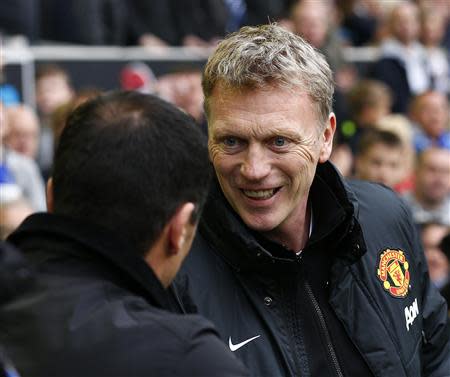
[370,57,412,114]
[0,213,248,377]
[175,162,450,377]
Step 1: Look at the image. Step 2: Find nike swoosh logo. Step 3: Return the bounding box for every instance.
[228,335,261,352]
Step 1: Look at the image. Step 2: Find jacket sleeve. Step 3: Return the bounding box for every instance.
[177,317,249,377]
[403,204,450,376]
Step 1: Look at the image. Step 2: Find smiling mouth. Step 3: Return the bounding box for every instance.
[241,187,281,200]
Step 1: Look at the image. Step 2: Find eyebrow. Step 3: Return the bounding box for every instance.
[212,124,305,141]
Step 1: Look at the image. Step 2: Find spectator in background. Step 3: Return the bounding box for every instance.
[417,0,450,53]
[4,105,40,160]
[338,79,392,153]
[156,69,206,133]
[0,102,46,212]
[372,1,432,113]
[243,0,293,27]
[420,6,450,95]
[35,64,74,124]
[41,0,132,45]
[35,63,74,179]
[421,222,450,291]
[172,0,293,47]
[0,0,40,43]
[50,88,102,151]
[336,0,382,46]
[127,0,180,47]
[402,147,450,227]
[410,91,450,152]
[173,0,229,47]
[375,114,415,194]
[290,0,356,93]
[354,129,405,190]
[0,165,33,240]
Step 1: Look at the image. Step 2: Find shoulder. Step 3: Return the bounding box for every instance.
[346,180,418,249]
[67,285,246,376]
[122,301,248,376]
[348,179,410,218]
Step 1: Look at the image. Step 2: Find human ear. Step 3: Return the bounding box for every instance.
[319,113,336,163]
[46,178,54,213]
[168,202,196,255]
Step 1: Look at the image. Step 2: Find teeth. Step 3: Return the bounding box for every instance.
[243,189,275,199]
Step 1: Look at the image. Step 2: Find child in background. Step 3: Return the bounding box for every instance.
[410,91,450,152]
[354,129,406,190]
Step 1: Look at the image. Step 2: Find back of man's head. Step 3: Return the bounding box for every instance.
[52,91,211,255]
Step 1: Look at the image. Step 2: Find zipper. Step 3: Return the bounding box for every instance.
[287,256,305,377]
[304,279,344,377]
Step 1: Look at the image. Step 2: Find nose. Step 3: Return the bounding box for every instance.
[240,144,271,181]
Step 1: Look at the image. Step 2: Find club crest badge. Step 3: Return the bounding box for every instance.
[377,249,410,298]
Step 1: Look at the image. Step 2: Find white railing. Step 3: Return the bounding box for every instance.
[3,44,379,63]
[1,42,380,108]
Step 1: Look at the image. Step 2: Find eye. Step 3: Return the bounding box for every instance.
[273,136,286,147]
[269,136,290,150]
[223,137,238,147]
[220,136,244,152]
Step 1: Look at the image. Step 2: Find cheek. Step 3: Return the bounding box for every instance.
[288,147,320,174]
[284,150,318,187]
[208,143,223,164]
[209,147,235,177]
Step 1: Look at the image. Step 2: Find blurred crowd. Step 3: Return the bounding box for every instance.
[1,0,450,305]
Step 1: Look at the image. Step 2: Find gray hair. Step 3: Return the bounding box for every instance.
[202,24,334,126]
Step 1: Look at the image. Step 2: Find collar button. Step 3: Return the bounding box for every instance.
[264,296,273,306]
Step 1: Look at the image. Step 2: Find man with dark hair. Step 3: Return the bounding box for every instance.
[0,91,247,376]
[354,129,405,189]
[402,146,450,226]
[174,24,450,376]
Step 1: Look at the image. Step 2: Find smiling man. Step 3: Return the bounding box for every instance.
[174,24,450,377]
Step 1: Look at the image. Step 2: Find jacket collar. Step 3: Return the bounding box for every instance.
[200,161,365,274]
[8,213,175,311]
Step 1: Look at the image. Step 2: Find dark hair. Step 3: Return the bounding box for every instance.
[440,233,450,261]
[347,80,392,116]
[52,91,211,254]
[356,129,403,156]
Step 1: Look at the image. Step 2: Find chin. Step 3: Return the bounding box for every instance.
[240,213,279,233]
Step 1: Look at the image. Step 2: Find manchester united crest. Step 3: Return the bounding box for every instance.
[377,249,410,298]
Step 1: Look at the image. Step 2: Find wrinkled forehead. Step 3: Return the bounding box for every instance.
[206,80,321,120]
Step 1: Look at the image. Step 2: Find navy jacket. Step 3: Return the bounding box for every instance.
[175,162,450,377]
[0,214,248,377]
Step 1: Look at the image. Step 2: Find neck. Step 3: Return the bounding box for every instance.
[263,200,311,253]
[144,238,171,289]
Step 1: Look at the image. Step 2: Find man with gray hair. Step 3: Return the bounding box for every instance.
[175,24,450,376]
